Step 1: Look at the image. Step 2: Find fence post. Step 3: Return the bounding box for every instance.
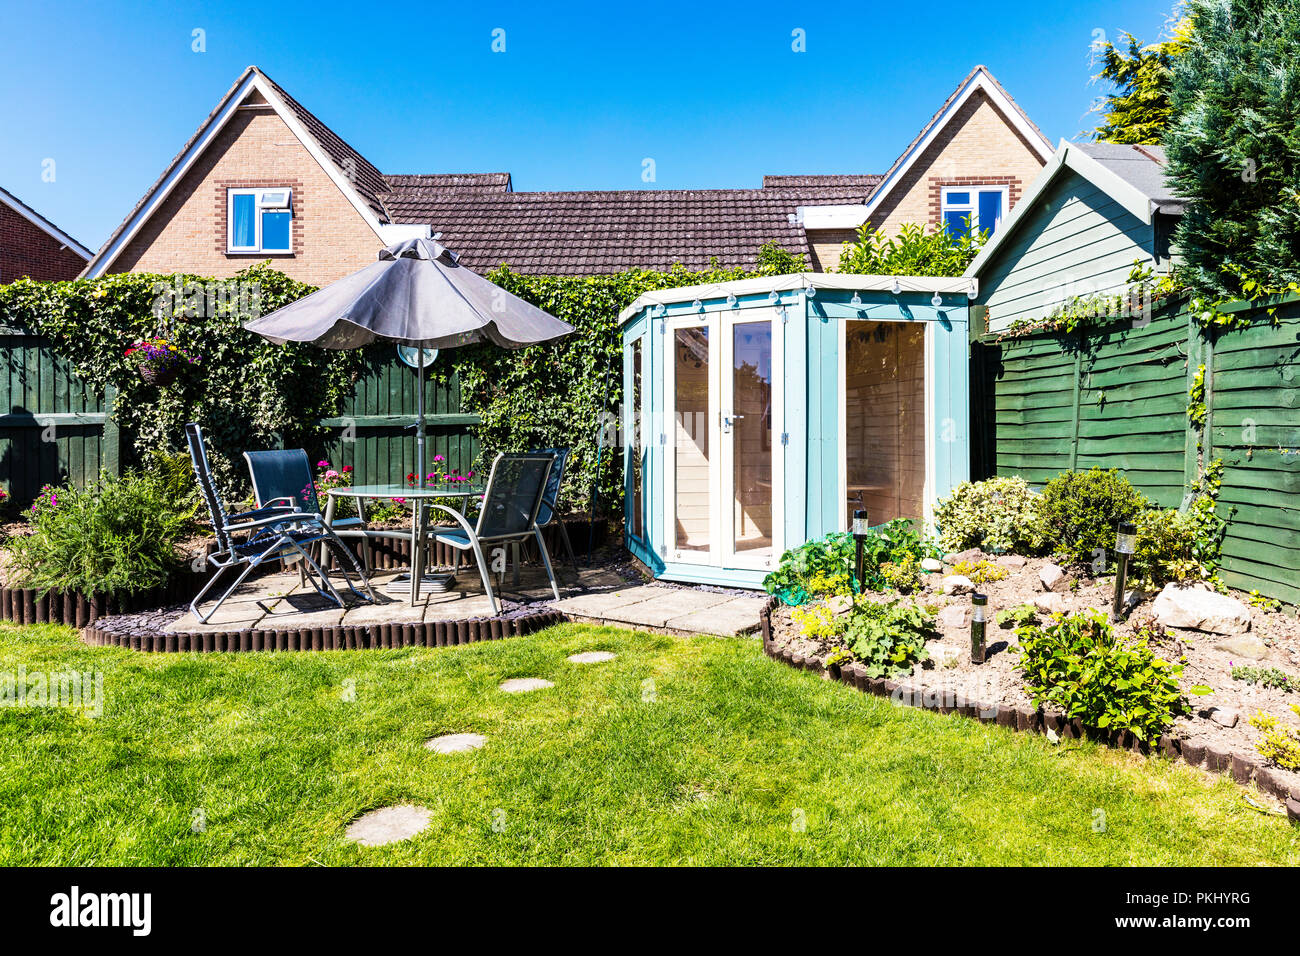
[102,382,121,478]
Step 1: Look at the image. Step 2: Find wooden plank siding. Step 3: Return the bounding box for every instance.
[976,298,1300,605]
[0,331,118,506]
[980,169,1157,333]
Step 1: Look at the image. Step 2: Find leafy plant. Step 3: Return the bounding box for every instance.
[952,558,1008,584]
[996,604,1039,629]
[763,519,938,605]
[824,647,853,668]
[793,602,841,640]
[1246,590,1282,613]
[1248,706,1300,771]
[1017,610,1186,741]
[1038,468,1148,567]
[841,598,936,678]
[7,469,197,596]
[933,476,1048,555]
[880,553,923,594]
[838,221,986,277]
[1232,665,1297,693]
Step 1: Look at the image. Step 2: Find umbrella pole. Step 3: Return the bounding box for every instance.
[411,357,427,604]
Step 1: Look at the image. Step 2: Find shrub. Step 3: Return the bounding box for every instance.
[1017,610,1186,742]
[842,598,936,678]
[1249,706,1300,771]
[996,604,1038,629]
[1038,468,1148,566]
[7,469,197,596]
[792,602,840,640]
[933,476,1048,555]
[880,553,924,594]
[838,222,985,277]
[952,558,1008,585]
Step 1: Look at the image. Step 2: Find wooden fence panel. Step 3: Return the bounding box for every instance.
[0,330,118,506]
[979,298,1300,604]
[319,352,481,486]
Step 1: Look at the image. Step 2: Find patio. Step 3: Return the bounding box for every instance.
[68,552,769,652]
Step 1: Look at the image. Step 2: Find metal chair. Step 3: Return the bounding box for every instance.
[424,452,559,615]
[185,423,377,624]
[527,445,579,573]
[243,448,372,574]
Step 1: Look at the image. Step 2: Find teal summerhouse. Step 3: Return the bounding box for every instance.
[619,272,974,588]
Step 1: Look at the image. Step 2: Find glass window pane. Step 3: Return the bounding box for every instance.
[732,321,772,556]
[944,191,970,206]
[943,210,969,238]
[261,210,291,251]
[979,190,1003,233]
[674,327,710,553]
[231,193,256,247]
[844,320,926,526]
[631,338,644,540]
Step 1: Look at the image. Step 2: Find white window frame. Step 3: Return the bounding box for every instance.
[940,185,1008,235]
[227,187,293,253]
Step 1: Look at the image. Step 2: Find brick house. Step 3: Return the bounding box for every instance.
[84,65,1051,284]
[0,185,91,283]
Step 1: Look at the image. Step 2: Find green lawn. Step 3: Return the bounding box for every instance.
[0,621,1296,865]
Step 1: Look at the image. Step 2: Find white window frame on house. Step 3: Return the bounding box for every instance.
[940,185,1008,237]
[226,187,293,253]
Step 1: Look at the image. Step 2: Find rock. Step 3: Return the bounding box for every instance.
[1153,584,1251,635]
[941,575,975,595]
[1212,634,1269,659]
[425,732,487,754]
[345,805,432,847]
[920,557,944,573]
[930,644,964,668]
[567,651,616,664]
[1038,563,1070,593]
[946,548,983,564]
[1207,707,1240,729]
[997,555,1027,569]
[1034,593,1065,615]
[937,604,972,629]
[826,595,854,615]
[1122,589,1144,613]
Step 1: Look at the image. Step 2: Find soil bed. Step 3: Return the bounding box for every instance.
[768,550,1300,798]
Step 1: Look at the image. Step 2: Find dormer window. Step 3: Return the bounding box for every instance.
[227,187,292,253]
[941,186,1006,238]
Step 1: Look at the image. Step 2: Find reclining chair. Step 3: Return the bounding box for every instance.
[185,423,377,624]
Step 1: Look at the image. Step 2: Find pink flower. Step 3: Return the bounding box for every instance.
[325,470,339,479]
[433,455,445,462]
[317,460,330,468]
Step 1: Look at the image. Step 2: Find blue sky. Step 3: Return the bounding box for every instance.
[1,0,1176,251]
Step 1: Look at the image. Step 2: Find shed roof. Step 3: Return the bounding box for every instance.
[1072,142,1182,213]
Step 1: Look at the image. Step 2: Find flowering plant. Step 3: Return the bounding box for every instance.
[124,337,200,385]
[406,455,475,488]
[307,461,405,523]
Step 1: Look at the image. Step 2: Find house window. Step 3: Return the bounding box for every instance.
[941,186,1006,238]
[227,188,293,253]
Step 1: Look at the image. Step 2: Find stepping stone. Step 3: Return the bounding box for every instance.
[344,805,431,847]
[567,651,617,664]
[499,677,554,693]
[425,732,487,754]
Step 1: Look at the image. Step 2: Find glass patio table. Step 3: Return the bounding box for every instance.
[324,483,484,604]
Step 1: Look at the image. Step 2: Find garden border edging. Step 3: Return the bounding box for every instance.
[758,597,1300,824]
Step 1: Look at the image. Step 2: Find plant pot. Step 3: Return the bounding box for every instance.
[137,363,181,386]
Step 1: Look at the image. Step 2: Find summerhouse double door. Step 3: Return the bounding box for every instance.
[664,308,784,571]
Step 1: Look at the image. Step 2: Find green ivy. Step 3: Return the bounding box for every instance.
[0,265,360,496]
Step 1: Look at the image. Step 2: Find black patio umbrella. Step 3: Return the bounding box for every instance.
[244,237,574,485]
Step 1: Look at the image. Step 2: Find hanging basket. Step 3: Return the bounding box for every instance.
[137,363,182,387]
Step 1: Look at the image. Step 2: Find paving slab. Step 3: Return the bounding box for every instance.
[499,677,554,693]
[423,593,499,621]
[601,589,734,628]
[425,732,487,754]
[662,595,765,636]
[341,598,426,627]
[567,651,617,664]
[344,805,432,846]
[549,587,671,620]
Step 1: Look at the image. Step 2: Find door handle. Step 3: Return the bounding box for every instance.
[721,413,745,432]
